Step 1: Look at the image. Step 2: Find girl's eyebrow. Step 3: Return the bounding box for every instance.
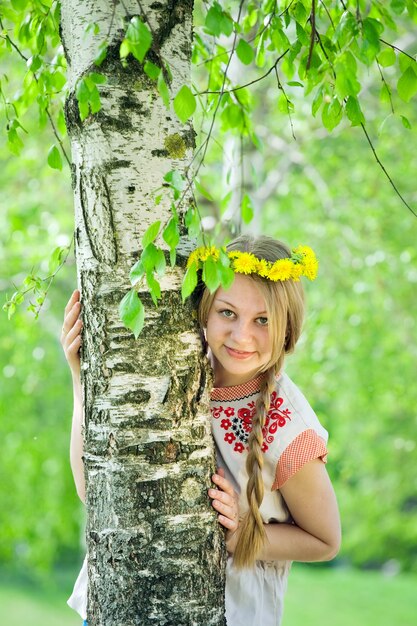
[216,298,267,316]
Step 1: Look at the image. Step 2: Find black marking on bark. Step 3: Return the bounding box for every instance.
[151,148,169,157]
[64,92,82,135]
[79,170,118,266]
[112,389,152,405]
[58,21,70,66]
[79,173,96,260]
[102,176,118,264]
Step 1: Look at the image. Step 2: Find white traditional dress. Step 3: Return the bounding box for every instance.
[68,370,328,625]
[210,371,328,626]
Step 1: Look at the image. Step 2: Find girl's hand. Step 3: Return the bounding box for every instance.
[61,289,83,381]
[208,467,240,551]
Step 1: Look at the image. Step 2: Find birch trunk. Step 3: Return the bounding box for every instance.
[60,1,226,624]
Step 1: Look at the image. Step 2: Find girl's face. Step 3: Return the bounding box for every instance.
[205,274,272,387]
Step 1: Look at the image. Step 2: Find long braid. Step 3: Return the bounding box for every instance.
[233,361,283,569]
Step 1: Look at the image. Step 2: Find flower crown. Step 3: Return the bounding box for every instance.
[187,244,318,281]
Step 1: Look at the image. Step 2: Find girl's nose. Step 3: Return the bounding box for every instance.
[230,320,252,344]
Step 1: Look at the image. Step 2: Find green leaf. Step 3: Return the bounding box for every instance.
[48,246,66,273]
[129,259,145,286]
[397,66,417,102]
[94,42,108,66]
[163,169,185,197]
[173,85,196,124]
[401,115,412,129]
[345,96,365,127]
[144,61,160,80]
[119,289,145,338]
[181,264,198,302]
[142,221,161,248]
[391,0,406,14]
[202,256,221,293]
[236,38,254,65]
[312,88,323,117]
[7,126,24,156]
[162,217,180,255]
[157,73,170,109]
[11,0,28,9]
[120,39,130,59]
[185,205,202,239]
[241,193,254,224]
[322,98,343,132]
[47,145,62,170]
[194,178,215,201]
[154,248,166,276]
[377,47,396,67]
[220,190,232,215]
[218,256,235,291]
[125,16,152,63]
[27,55,41,72]
[89,72,107,84]
[89,86,101,113]
[205,3,234,37]
[146,272,161,306]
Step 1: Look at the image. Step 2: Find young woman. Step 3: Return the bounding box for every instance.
[62,235,341,625]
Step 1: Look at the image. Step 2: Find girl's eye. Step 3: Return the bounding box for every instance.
[219,309,235,319]
[257,317,268,326]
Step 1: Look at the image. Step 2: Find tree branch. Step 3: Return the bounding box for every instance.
[306,0,316,71]
[361,123,417,219]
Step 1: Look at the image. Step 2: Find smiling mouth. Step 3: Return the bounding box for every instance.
[225,346,255,358]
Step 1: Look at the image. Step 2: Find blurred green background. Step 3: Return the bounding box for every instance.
[1,7,417,626]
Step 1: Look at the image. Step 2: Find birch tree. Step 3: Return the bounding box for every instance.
[57,1,228,624]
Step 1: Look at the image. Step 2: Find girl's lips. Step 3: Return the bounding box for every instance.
[225,346,255,359]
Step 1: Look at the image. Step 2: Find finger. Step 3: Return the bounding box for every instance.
[211,497,237,519]
[212,473,234,496]
[67,335,82,356]
[63,319,83,348]
[64,289,80,315]
[62,302,82,334]
[208,488,235,507]
[217,467,225,477]
[217,514,239,532]
[212,498,238,520]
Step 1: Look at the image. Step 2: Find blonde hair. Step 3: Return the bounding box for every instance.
[198,235,305,568]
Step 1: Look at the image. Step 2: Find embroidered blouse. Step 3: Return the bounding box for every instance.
[210,370,329,524]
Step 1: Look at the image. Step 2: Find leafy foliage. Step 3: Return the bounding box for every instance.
[1,0,417,577]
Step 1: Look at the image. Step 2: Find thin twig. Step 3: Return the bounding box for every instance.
[380,38,416,63]
[361,123,417,218]
[306,0,316,71]
[196,50,289,96]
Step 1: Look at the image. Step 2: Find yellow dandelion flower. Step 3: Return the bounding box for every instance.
[268,259,293,281]
[227,251,241,260]
[231,252,258,274]
[291,263,303,281]
[187,250,199,269]
[256,258,271,278]
[199,245,218,262]
[301,257,319,280]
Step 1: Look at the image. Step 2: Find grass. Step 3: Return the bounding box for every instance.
[285,563,417,626]
[0,563,416,625]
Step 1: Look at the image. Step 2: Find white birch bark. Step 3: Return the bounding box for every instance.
[60,1,226,624]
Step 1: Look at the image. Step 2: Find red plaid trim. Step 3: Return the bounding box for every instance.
[210,374,266,402]
[272,429,328,490]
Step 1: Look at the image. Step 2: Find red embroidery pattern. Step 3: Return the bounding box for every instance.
[211,391,291,454]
